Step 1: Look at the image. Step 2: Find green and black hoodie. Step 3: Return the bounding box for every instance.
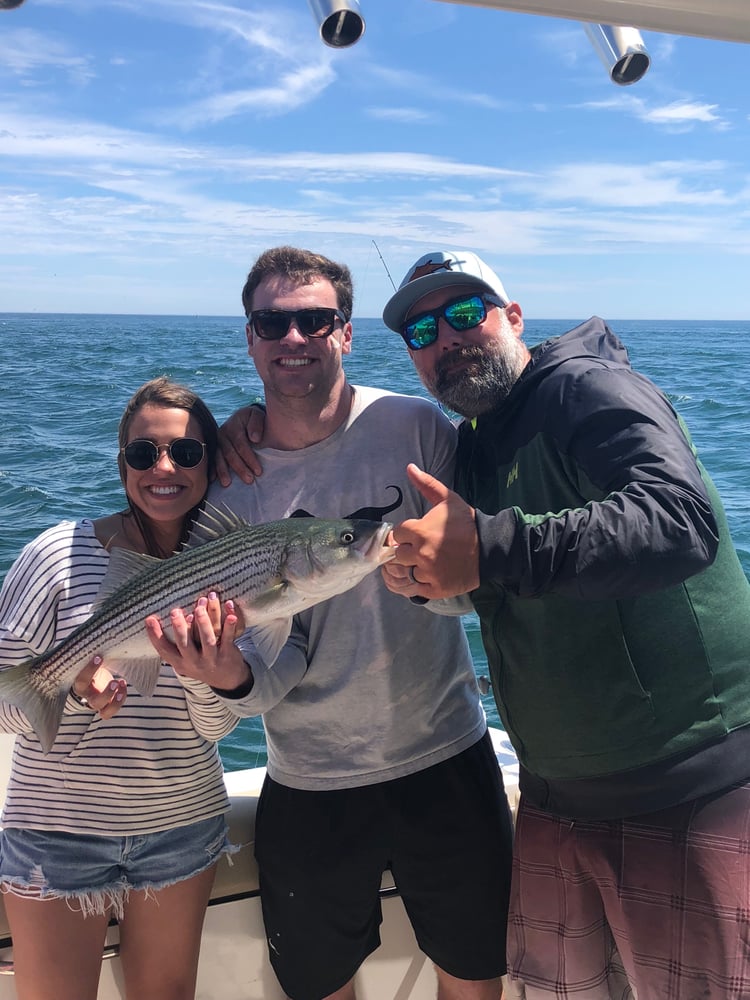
[456,316,750,818]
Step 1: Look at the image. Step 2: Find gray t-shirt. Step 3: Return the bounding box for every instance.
[211,385,485,790]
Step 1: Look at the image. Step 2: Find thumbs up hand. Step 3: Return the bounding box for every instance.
[382,464,480,601]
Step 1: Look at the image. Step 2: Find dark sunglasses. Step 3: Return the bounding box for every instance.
[402,293,505,351]
[121,438,207,471]
[249,307,347,341]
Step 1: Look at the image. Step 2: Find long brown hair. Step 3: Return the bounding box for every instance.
[117,377,219,557]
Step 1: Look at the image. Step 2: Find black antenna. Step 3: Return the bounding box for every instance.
[372,239,397,292]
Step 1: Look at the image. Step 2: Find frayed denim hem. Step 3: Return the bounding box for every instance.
[1,877,133,920]
[0,836,241,922]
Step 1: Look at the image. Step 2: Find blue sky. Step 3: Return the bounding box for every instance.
[1,0,749,319]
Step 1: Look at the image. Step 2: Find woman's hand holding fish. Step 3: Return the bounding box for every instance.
[72,656,127,719]
[145,594,253,693]
[192,591,224,644]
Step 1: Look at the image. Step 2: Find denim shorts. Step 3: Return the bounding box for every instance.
[0,813,234,920]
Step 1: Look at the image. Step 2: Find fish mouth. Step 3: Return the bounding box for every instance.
[371,521,396,565]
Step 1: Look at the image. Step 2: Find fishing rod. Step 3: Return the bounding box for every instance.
[370,238,431,606]
[372,239,397,292]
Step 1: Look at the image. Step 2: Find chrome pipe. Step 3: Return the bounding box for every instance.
[583,23,651,85]
[308,0,365,48]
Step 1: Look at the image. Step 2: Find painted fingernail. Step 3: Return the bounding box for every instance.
[93,655,103,666]
[209,591,217,601]
[226,600,235,612]
[115,693,124,702]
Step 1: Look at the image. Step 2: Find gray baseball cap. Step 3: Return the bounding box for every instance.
[382,250,509,332]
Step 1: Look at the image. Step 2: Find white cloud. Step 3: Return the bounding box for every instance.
[526,161,732,208]
[165,63,338,126]
[364,62,506,111]
[643,100,723,125]
[581,94,729,131]
[0,109,526,182]
[0,28,94,83]
[366,107,433,123]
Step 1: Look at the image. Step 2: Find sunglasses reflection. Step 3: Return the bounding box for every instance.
[403,294,504,350]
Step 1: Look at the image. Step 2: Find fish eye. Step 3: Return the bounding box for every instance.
[340,530,355,544]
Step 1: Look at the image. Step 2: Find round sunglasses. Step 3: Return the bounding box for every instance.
[248,307,347,341]
[402,293,505,350]
[121,437,207,471]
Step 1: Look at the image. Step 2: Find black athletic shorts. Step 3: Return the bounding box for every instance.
[254,731,514,1000]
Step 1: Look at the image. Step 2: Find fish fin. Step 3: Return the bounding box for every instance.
[109,656,162,697]
[246,582,287,610]
[92,548,161,609]
[247,619,293,668]
[0,662,67,755]
[182,502,251,550]
[29,691,69,756]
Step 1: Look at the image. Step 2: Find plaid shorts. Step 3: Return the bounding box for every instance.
[506,781,750,999]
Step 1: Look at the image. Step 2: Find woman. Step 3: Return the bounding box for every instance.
[0,377,240,1000]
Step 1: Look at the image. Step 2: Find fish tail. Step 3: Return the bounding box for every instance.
[0,661,69,754]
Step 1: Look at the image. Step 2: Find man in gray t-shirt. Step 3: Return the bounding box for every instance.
[147,246,514,1000]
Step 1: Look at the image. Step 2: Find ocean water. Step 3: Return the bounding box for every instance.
[2,313,749,771]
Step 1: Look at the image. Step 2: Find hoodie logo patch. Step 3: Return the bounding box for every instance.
[506,462,519,488]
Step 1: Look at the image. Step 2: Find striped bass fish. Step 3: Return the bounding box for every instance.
[0,507,395,753]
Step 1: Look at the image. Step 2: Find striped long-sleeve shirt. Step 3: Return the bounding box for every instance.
[0,519,238,836]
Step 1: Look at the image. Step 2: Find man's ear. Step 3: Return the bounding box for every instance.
[340,320,353,355]
[505,302,524,337]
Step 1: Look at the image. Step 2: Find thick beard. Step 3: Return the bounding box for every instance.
[425,340,527,418]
